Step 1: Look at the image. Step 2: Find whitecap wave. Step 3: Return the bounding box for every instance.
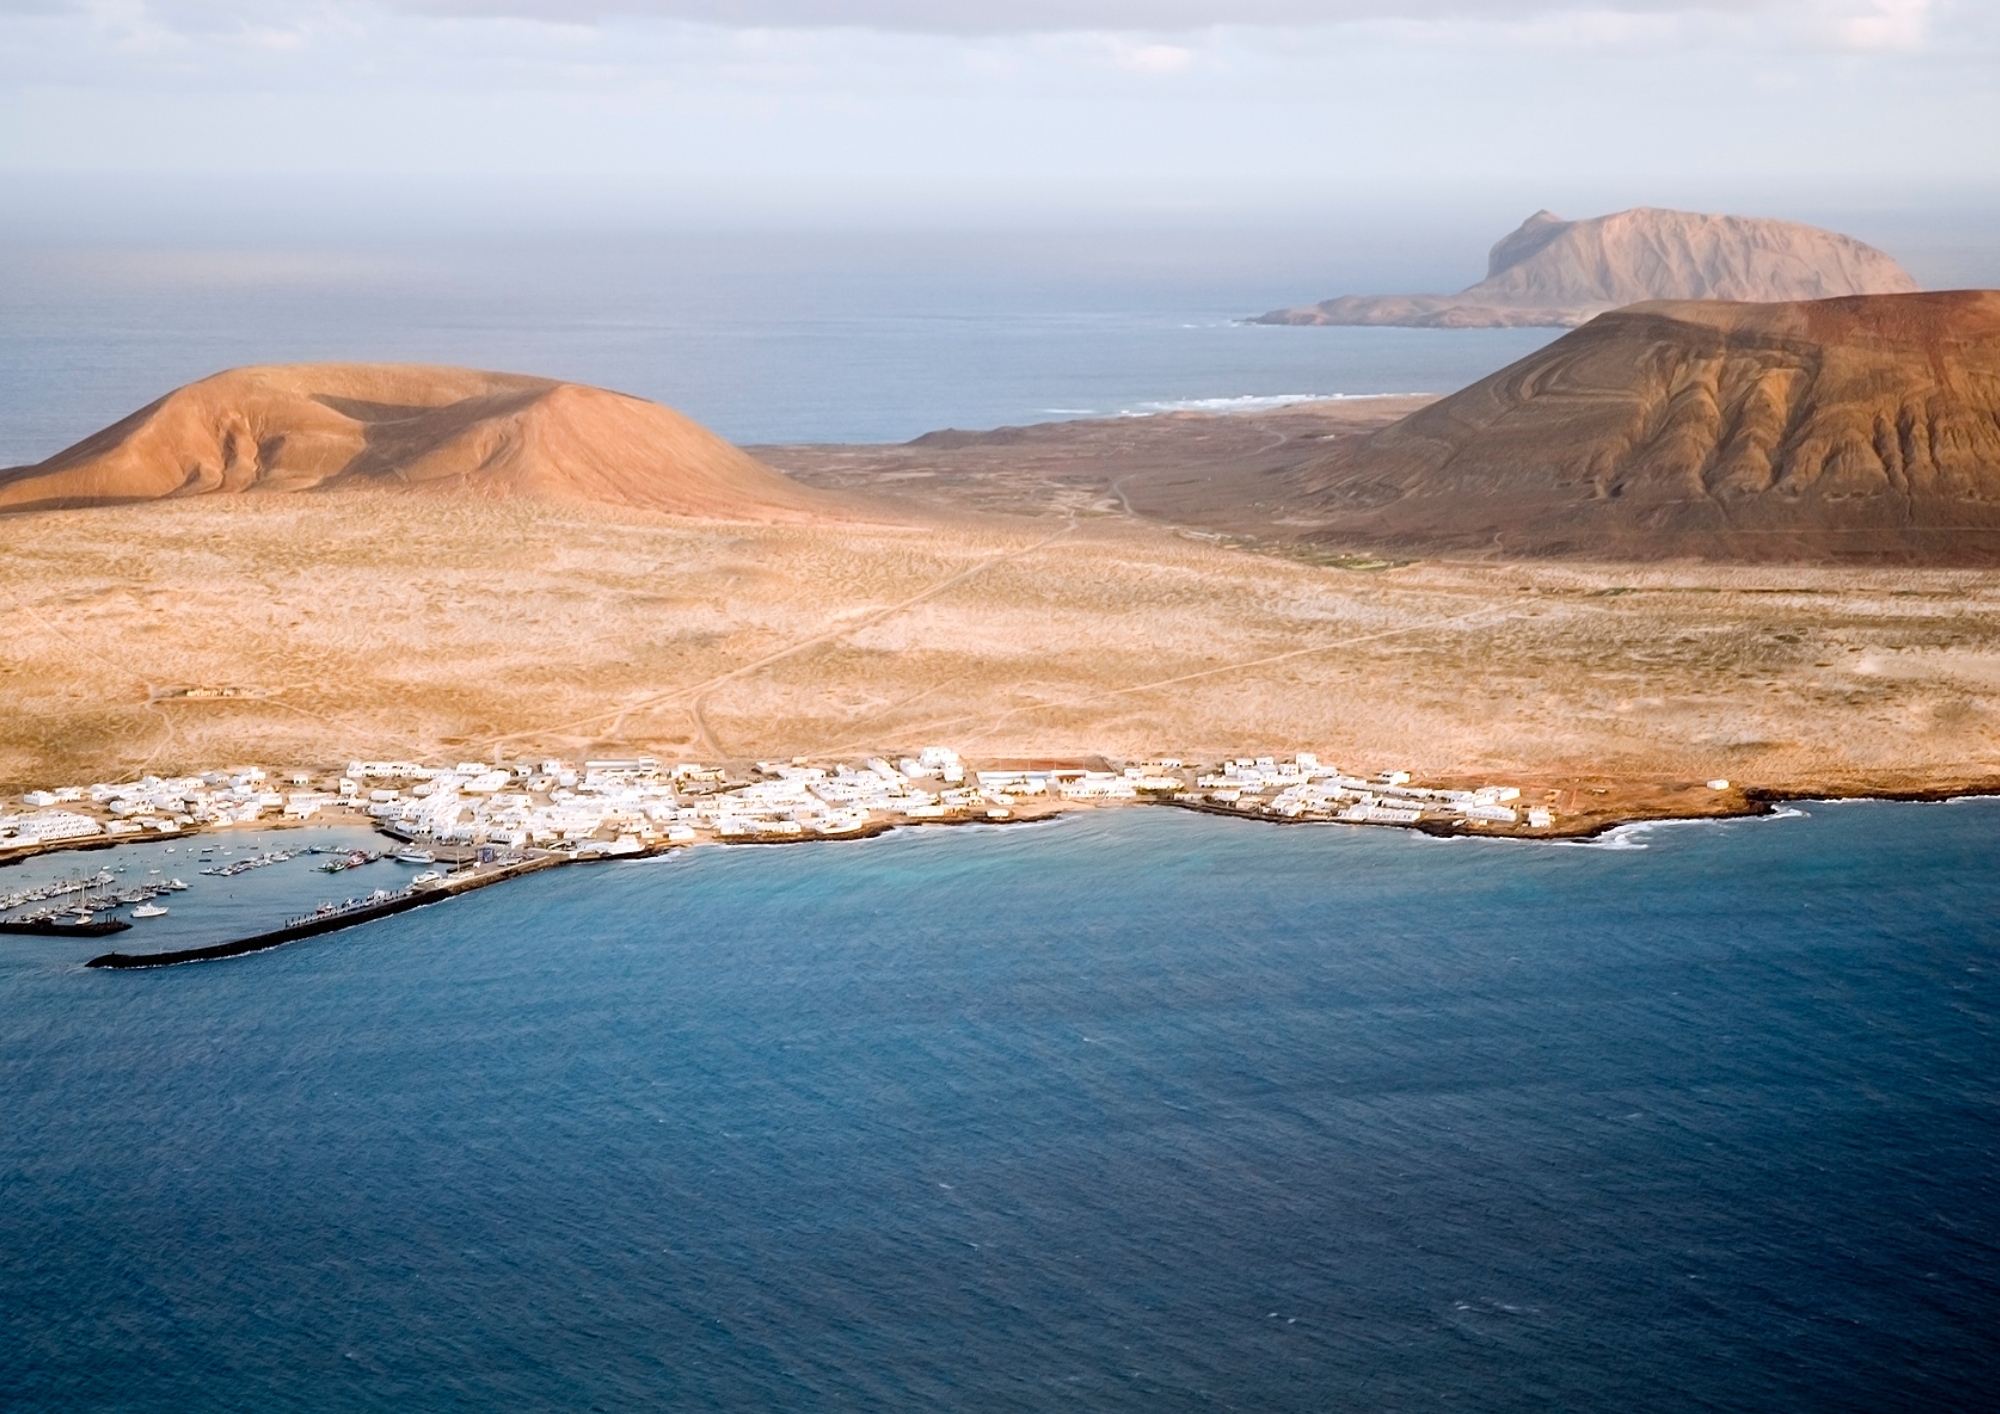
[1553,804,1809,849]
[1554,824,1655,851]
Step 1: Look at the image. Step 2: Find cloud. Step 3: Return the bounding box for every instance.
[0,0,1941,39]
[1107,38,1193,71]
[319,0,1957,49]
[1830,0,1931,52]
[0,0,1959,59]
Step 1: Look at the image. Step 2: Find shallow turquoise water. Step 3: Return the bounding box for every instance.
[3,803,1995,1411]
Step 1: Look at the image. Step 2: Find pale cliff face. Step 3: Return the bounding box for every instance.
[1469,207,1920,310]
[1257,206,1921,330]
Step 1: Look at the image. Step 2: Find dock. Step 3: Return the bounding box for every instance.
[84,855,561,970]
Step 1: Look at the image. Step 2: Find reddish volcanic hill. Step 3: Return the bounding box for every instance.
[0,364,837,521]
[1296,290,2000,563]
[1257,207,1920,329]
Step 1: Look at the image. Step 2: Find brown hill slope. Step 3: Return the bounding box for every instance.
[1295,290,2000,562]
[0,364,838,521]
[1257,207,1919,329]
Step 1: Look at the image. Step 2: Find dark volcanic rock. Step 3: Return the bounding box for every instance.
[1296,291,2000,562]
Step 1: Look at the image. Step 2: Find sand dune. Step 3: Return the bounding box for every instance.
[0,364,839,521]
[1256,207,1919,329]
[1295,290,2000,562]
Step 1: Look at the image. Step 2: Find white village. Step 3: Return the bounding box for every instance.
[1,748,1558,963]
[3,747,1554,863]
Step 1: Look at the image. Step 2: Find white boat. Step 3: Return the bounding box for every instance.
[131,903,169,919]
[392,848,435,865]
[411,870,445,887]
[165,878,189,891]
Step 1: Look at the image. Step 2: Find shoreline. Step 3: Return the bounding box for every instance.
[45,779,2000,971]
[10,772,1996,882]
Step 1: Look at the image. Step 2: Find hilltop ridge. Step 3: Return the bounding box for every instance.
[1292,289,2000,561]
[1256,207,1919,329]
[0,364,839,521]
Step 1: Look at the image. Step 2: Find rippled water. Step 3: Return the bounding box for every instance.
[4,803,1995,1411]
[0,233,1558,459]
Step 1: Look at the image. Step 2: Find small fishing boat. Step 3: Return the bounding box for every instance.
[392,848,435,865]
[131,903,169,919]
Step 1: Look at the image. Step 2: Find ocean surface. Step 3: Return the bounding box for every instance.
[3,227,1997,1409]
[0,231,1559,460]
[3,802,1996,1412]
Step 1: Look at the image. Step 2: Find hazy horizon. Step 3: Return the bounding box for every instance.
[5,175,1996,461]
[5,2,1995,201]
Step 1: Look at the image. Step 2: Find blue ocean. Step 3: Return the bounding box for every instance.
[0,230,1558,460]
[2,804,1996,1411]
[3,229,1997,1410]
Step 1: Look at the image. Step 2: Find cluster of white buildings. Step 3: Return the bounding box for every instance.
[347,746,1003,852]
[1194,755,1554,829]
[0,767,306,854]
[3,743,1555,859]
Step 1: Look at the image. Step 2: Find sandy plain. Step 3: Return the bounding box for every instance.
[6,410,2000,834]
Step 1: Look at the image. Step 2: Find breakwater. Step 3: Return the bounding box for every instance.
[86,856,560,970]
[3,916,131,938]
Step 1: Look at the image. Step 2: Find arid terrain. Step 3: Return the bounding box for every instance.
[758,395,1434,532]
[6,484,2000,834]
[0,364,840,520]
[1297,291,2000,562]
[5,346,2000,835]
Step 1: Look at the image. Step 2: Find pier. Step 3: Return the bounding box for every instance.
[85,855,560,970]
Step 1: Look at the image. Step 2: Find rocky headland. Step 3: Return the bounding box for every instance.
[1255,207,1919,329]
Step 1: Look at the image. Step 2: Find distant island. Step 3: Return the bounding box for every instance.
[1253,206,1919,329]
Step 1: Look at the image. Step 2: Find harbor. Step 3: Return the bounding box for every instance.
[1,744,1719,967]
[85,853,560,969]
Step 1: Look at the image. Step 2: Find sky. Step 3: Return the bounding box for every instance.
[0,1,1995,230]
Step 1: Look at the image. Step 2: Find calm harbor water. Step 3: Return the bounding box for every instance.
[3,802,1995,1411]
[0,825,401,952]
